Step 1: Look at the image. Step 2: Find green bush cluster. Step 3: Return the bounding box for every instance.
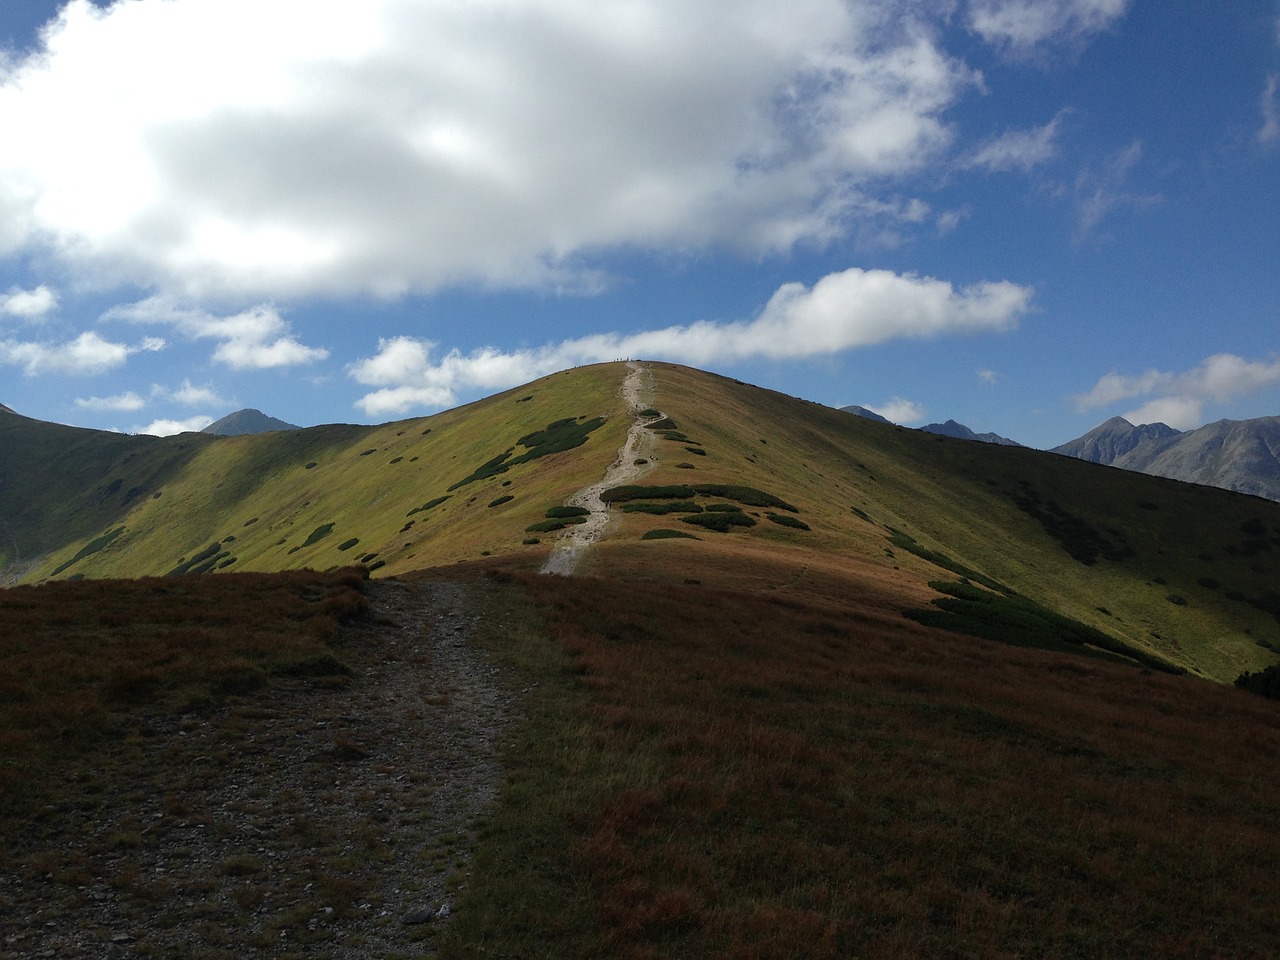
[906,580,1180,673]
[302,523,336,547]
[526,517,587,533]
[406,495,450,517]
[620,501,703,515]
[489,495,515,508]
[887,531,1006,592]
[681,511,756,533]
[53,527,126,576]
[450,416,607,490]
[641,528,700,540]
[1008,482,1134,566]
[545,505,590,519]
[766,513,810,530]
[603,483,796,511]
[168,543,234,576]
[1234,663,1280,699]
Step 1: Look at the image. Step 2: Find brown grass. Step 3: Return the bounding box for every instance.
[0,567,368,805]
[447,567,1280,959]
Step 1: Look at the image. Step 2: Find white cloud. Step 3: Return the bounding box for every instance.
[1074,353,1280,429]
[105,298,328,369]
[978,369,999,384]
[350,266,1033,414]
[866,397,926,423]
[963,112,1066,172]
[159,379,227,407]
[966,0,1129,55]
[75,391,146,412]
[135,415,215,437]
[0,285,58,319]
[1259,73,1279,145]
[0,0,978,300]
[0,330,163,376]
[1073,139,1161,239]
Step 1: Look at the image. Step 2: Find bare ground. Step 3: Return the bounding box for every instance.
[0,578,515,959]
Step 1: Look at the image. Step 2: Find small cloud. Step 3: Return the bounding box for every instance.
[1073,139,1161,240]
[963,112,1066,172]
[0,330,159,376]
[134,415,215,437]
[1259,73,1279,145]
[978,369,999,384]
[865,398,927,424]
[0,285,58,319]
[156,379,227,407]
[75,391,147,412]
[966,0,1130,57]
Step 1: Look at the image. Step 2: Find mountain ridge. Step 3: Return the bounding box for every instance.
[2,361,1279,682]
[1054,415,1280,501]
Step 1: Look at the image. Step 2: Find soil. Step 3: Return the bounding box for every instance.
[0,578,515,959]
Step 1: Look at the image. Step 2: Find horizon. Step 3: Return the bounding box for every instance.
[1,1,1277,449]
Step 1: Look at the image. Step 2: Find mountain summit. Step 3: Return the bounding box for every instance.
[201,409,300,436]
[1053,415,1280,501]
[920,419,1021,447]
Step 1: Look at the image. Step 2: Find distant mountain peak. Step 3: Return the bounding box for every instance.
[201,408,300,436]
[1054,414,1280,501]
[920,419,1022,447]
[839,405,892,424]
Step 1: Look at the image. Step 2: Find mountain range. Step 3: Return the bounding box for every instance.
[1053,415,1280,502]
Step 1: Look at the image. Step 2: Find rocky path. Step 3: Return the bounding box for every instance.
[1,579,513,959]
[540,361,662,576]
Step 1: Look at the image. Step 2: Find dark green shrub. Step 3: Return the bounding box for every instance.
[704,503,743,512]
[53,527,126,576]
[489,495,514,508]
[604,485,696,502]
[647,417,678,430]
[642,529,700,540]
[767,513,810,530]
[546,505,590,518]
[407,496,450,516]
[523,538,541,545]
[620,501,702,515]
[337,538,360,551]
[681,512,756,533]
[303,523,336,547]
[450,416,607,489]
[167,542,222,576]
[526,517,588,533]
[693,485,797,511]
[684,447,707,456]
[360,448,377,456]
[1235,664,1280,699]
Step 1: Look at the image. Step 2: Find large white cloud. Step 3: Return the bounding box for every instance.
[349,266,1033,414]
[1074,353,1280,429]
[0,0,976,300]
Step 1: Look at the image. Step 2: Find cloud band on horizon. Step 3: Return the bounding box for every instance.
[349,267,1033,415]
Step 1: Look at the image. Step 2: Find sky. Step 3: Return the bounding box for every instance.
[0,0,1277,448]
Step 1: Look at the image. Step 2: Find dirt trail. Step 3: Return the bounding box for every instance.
[2,579,513,959]
[540,362,662,576]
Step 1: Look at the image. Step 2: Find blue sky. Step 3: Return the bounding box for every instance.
[1,0,1276,448]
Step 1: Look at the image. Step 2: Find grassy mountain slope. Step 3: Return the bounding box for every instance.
[1,364,629,583]
[4,362,1280,681]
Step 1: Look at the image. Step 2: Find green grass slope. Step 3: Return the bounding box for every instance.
[1,363,630,583]
[567,364,1280,682]
[5,361,1279,682]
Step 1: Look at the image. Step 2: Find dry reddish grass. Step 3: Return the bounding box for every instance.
[0,568,368,805]
[479,569,1280,959]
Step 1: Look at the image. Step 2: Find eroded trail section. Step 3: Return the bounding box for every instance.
[3,579,512,960]
[540,362,661,576]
